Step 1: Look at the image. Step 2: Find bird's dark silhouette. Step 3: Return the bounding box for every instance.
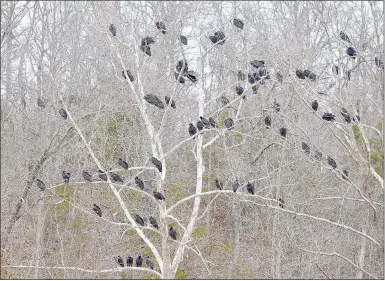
[375,57,384,70]
[140,44,151,56]
[233,18,244,29]
[135,214,145,226]
[353,115,360,123]
[312,100,318,111]
[209,117,217,128]
[221,95,230,105]
[150,157,162,173]
[235,86,244,97]
[279,127,287,137]
[278,198,285,208]
[185,70,198,83]
[93,204,102,217]
[224,118,234,130]
[264,116,271,128]
[169,226,177,240]
[165,96,176,108]
[122,70,135,82]
[303,69,316,81]
[110,173,123,183]
[135,177,145,190]
[188,123,197,138]
[197,121,204,131]
[62,171,70,183]
[127,256,133,267]
[238,70,246,81]
[156,22,166,34]
[118,158,129,170]
[37,97,47,108]
[232,179,239,192]
[341,108,351,123]
[82,171,92,182]
[215,178,223,190]
[59,108,68,120]
[302,142,310,154]
[36,179,46,191]
[246,182,255,195]
[346,47,356,58]
[332,65,339,75]
[176,59,188,74]
[250,60,264,68]
[136,255,143,267]
[149,216,158,229]
[248,72,259,84]
[109,24,117,36]
[144,94,164,109]
[200,117,210,128]
[117,256,124,267]
[174,72,186,83]
[327,156,337,169]
[273,100,280,112]
[180,35,187,45]
[98,170,108,181]
[153,191,165,200]
[145,256,154,269]
[322,112,335,121]
[339,31,351,43]
[209,31,226,45]
[342,170,349,180]
[296,70,305,79]
[141,36,155,46]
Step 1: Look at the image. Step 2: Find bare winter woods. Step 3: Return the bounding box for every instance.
[1,1,383,279]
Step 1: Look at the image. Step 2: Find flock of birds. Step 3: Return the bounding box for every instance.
[33,18,383,271]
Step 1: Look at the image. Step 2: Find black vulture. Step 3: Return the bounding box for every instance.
[258,66,267,78]
[127,256,133,267]
[273,101,280,112]
[233,18,244,29]
[110,173,124,183]
[185,70,198,83]
[134,214,145,226]
[221,95,230,105]
[62,171,70,183]
[215,178,223,190]
[312,100,318,111]
[109,24,117,36]
[117,256,124,267]
[165,96,176,108]
[224,118,234,130]
[98,170,108,181]
[118,158,129,170]
[141,36,155,46]
[279,127,287,138]
[174,72,186,83]
[238,70,246,81]
[342,170,349,180]
[250,60,265,69]
[246,182,255,195]
[341,108,351,123]
[214,31,226,44]
[353,115,360,123]
[149,216,158,229]
[200,116,210,128]
[180,35,187,45]
[295,70,305,79]
[278,198,284,208]
[209,117,217,128]
[235,86,244,97]
[322,112,335,121]
[196,121,204,131]
[327,156,337,169]
[332,65,339,75]
[176,59,188,74]
[93,204,102,217]
[232,179,239,192]
[82,171,92,182]
[339,31,351,43]
[122,70,135,82]
[315,150,322,161]
[264,116,271,128]
[169,226,177,240]
[302,142,310,154]
[135,177,145,190]
[156,22,166,34]
[59,108,68,120]
[303,70,316,81]
[36,179,46,191]
[153,191,165,200]
[375,57,384,70]
[150,157,162,173]
[145,256,155,269]
[140,44,152,56]
[37,97,47,108]
[346,47,356,58]
[276,72,283,83]
[247,72,259,84]
[188,123,197,138]
[209,35,218,44]
[144,94,165,109]
[136,255,143,267]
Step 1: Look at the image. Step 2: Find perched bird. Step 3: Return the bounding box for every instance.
[110,173,124,183]
[250,60,265,69]
[342,170,349,180]
[311,100,318,111]
[278,198,284,208]
[109,24,117,36]
[209,117,217,128]
[258,66,267,78]
[252,85,258,94]
[37,97,47,108]
[145,256,155,269]
[93,204,102,217]
[144,94,165,109]
[174,72,186,83]
[36,179,46,191]
[221,95,230,105]
[185,70,198,83]
[332,65,339,75]
[303,69,316,81]
[279,127,287,138]
[169,226,177,240]
[196,121,204,131]
[188,123,197,138]
[176,59,188,74]
[215,178,223,190]
[232,179,239,192]
[341,108,351,123]
[118,158,129,170]
[264,116,271,128]
[156,21,166,34]
[82,171,92,182]
[150,157,162,173]
[98,170,108,181]
[59,108,67,120]
[233,18,244,29]
[235,86,244,97]
[296,70,305,79]
[375,57,384,70]
[122,70,135,82]
[117,256,124,267]
[273,100,280,112]
[353,115,361,123]
[135,177,145,190]
[136,255,143,267]
[180,35,188,45]
[302,142,310,154]
[346,47,356,58]
[276,72,283,83]
[327,156,337,169]
[165,96,176,108]
[315,150,322,161]
[141,36,155,46]
[209,35,218,44]
[238,70,246,81]
[246,182,255,195]
[62,171,70,183]
[149,216,158,229]
[127,256,133,267]
[134,214,145,226]
[200,116,210,128]
[322,112,336,121]
[224,118,234,130]
[140,44,151,56]
[153,191,165,200]
[209,31,226,45]
[339,31,351,43]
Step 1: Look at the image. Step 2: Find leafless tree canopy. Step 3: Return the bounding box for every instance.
[1,1,383,279]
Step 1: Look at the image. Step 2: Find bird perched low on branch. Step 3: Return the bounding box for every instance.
[156,21,166,34]
[149,216,158,229]
[62,171,70,183]
[59,108,68,120]
[188,123,197,138]
[117,256,124,267]
[233,18,244,29]
[127,256,133,267]
[327,156,337,169]
[247,182,255,195]
[82,171,92,182]
[136,255,143,267]
[144,94,165,109]
[153,191,165,200]
[93,204,102,217]
[135,214,145,226]
[302,142,310,154]
[311,100,318,111]
[150,157,162,173]
[135,177,145,190]
[169,226,177,240]
[118,158,129,170]
[215,178,223,190]
[224,118,234,130]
